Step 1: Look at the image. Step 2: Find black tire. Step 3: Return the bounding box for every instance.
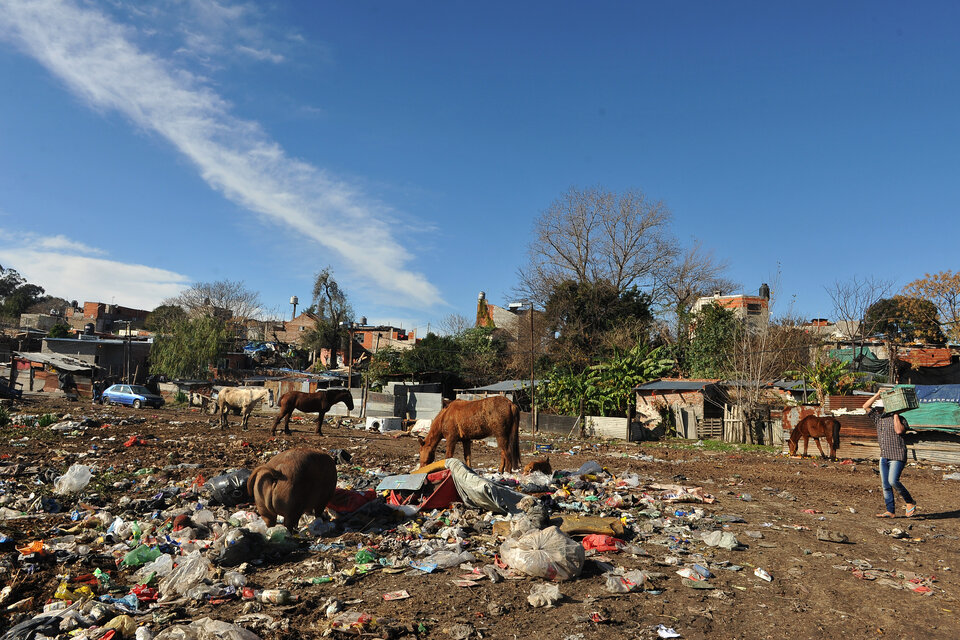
[133,399,142,409]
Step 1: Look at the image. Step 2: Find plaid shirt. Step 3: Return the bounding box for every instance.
[869,407,907,461]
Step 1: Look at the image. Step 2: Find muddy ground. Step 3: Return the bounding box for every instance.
[1,395,959,640]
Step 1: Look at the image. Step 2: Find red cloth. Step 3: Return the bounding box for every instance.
[327,488,378,514]
[581,534,625,552]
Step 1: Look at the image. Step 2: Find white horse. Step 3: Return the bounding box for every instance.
[217,387,274,430]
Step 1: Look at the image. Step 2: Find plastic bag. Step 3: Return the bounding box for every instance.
[500,526,584,581]
[154,617,260,640]
[54,464,92,494]
[158,551,212,598]
[421,550,475,569]
[136,553,174,580]
[575,461,603,476]
[527,583,561,607]
[701,530,739,550]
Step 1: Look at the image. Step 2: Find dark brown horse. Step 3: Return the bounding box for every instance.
[788,415,841,460]
[271,388,354,436]
[418,396,521,472]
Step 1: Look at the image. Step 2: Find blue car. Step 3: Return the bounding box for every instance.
[101,384,165,409]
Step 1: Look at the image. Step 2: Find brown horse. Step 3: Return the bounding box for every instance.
[271,388,354,436]
[788,415,841,460]
[418,396,521,472]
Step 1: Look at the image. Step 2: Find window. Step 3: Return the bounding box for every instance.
[747,303,762,315]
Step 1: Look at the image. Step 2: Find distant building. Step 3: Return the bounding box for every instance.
[475,291,536,342]
[42,336,151,380]
[65,302,150,334]
[691,284,771,330]
[19,313,64,332]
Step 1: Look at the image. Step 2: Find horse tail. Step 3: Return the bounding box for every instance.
[832,418,841,451]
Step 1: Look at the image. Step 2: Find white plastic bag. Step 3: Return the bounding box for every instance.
[136,553,174,580]
[158,551,212,598]
[500,526,584,581]
[527,583,561,607]
[54,464,92,494]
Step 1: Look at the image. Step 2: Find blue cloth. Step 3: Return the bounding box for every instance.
[879,458,914,513]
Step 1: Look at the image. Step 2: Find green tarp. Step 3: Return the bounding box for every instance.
[829,347,889,375]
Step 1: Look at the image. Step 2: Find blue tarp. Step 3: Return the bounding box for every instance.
[912,384,960,404]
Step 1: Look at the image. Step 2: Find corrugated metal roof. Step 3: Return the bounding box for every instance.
[461,379,546,393]
[635,379,718,392]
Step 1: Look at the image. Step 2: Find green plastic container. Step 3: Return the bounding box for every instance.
[881,387,919,414]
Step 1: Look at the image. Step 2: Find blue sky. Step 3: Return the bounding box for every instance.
[1,1,958,334]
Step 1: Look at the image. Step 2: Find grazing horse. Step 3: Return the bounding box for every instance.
[788,415,841,460]
[418,396,521,472]
[218,387,274,430]
[271,388,354,436]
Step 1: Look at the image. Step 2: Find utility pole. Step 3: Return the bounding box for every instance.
[529,302,537,434]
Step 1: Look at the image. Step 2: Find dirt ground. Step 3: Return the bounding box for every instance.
[2,395,959,640]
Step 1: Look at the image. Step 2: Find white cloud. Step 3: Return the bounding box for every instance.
[235,44,284,63]
[0,0,443,308]
[0,233,190,310]
[34,234,105,255]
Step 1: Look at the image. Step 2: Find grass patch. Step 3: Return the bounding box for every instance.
[657,437,779,454]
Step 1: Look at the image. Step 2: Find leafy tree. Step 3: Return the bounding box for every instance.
[901,271,960,343]
[540,343,674,417]
[865,296,943,344]
[545,280,653,368]
[26,296,71,316]
[0,265,45,319]
[310,267,353,369]
[367,346,407,389]
[458,326,508,386]
[145,304,188,334]
[150,316,228,379]
[683,302,738,378]
[47,323,72,339]
[401,333,462,376]
[788,356,867,405]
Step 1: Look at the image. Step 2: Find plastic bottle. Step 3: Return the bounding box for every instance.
[257,589,297,604]
[224,571,247,588]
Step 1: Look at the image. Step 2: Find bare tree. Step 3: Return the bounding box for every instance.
[826,276,893,371]
[658,240,739,340]
[438,313,470,337]
[515,186,676,306]
[165,280,263,320]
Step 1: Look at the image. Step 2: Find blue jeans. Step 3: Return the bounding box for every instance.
[880,458,914,513]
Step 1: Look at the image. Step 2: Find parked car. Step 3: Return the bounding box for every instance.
[101,384,165,409]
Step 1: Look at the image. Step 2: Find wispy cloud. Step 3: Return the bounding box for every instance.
[235,44,284,64]
[0,232,190,310]
[0,0,443,307]
[34,234,106,255]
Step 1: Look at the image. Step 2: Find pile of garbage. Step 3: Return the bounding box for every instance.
[0,419,797,640]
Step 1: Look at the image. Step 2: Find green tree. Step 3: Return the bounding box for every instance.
[145,304,188,334]
[540,343,674,417]
[311,267,353,369]
[545,280,653,368]
[402,333,462,376]
[683,302,738,378]
[47,323,71,338]
[0,265,45,319]
[457,326,508,386]
[150,316,228,379]
[901,271,960,343]
[367,346,407,389]
[788,356,867,405]
[865,296,944,344]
